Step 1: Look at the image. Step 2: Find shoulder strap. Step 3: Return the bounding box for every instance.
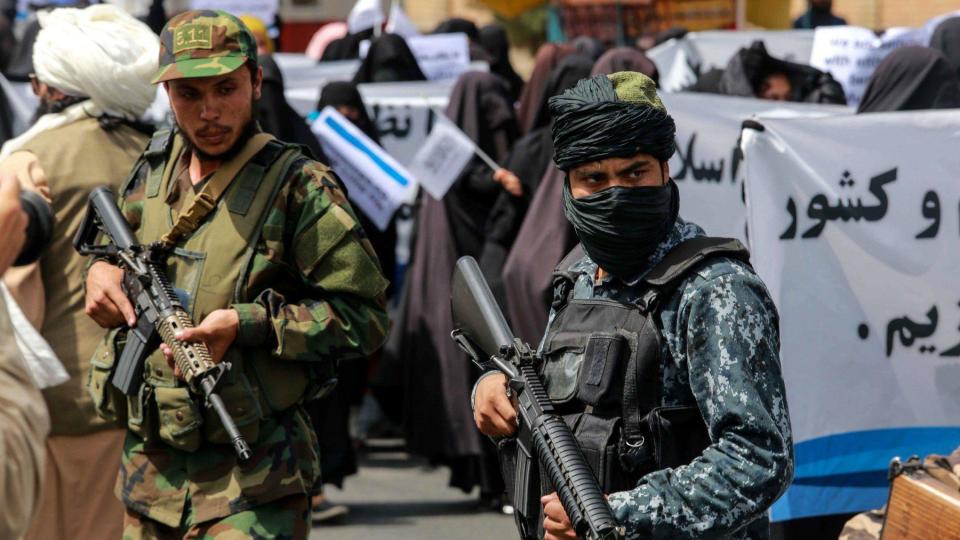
[160,133,275,248]
[144,128,175,199]
[637,237,750,313]
[550,244,586,311]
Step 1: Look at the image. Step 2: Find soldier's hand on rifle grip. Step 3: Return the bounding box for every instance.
[160,308,239,378]
[85,260,136,328]
[542,492,581,540]
[474,372,519,437]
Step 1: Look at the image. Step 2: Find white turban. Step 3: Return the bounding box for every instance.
[33,4,159,120]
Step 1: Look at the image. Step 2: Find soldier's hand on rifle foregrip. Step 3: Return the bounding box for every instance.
[542,492,581,540]
[85,260,136,328]
[159,308,239,379]
[474,372,519,437]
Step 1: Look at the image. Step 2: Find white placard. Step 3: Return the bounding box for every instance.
[406,116,475,200]
[312,106,415,230]
[190,0,278,24]
[742,109,960,521]
[809,26,925,108]
[347,0,384,34]
[360,33,471,81]
[660,92,849,242]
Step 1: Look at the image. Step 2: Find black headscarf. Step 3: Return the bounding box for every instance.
[715,40,847,104]
[321,28,374,61]
[433,18,479,41]
[478,24,524,102]
[857,46,960,113]
[317,81,380,143]
[931,17,960,79]
[257,55,324,158]
[352,33,426,83]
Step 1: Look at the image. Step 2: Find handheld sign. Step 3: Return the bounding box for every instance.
[312,106,416,230]
[405,116,476,200]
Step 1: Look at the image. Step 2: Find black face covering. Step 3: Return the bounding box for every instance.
[562,179,679,279]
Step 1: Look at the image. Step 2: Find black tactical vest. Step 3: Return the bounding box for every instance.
[540,237,752,493]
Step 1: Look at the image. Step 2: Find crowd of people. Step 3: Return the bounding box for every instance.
[0,1,959,539]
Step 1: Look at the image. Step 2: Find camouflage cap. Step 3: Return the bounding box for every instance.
[153,9,257,84]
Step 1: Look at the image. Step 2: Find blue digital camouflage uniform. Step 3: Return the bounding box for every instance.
[544,217,794,539]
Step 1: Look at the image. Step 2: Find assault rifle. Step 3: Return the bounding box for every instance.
[450,256,624,540]
[74,186,252,461]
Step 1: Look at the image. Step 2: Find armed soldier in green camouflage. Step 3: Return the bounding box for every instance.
[83,10,389,539]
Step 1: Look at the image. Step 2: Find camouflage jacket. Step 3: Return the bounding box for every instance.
[547,218,794,539]
[113,141,389,527]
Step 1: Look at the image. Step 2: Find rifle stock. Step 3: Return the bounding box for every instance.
[451,256,624,540]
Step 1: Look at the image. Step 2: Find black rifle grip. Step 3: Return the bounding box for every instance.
[112,316,157,396]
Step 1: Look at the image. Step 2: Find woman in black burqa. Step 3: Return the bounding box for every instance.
[385,71,519,506]
[478,53,594,309]
[478,24,524,102]
[857,46,960,113]
[352,33,426,83]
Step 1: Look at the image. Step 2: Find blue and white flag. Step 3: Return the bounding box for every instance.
[312,106,415,230]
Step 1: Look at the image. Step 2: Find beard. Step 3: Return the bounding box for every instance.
[30,95,88,126]
[179,98,260,162]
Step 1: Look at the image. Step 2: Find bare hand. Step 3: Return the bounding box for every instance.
[493,168,523,197]
[542,492,580,540]
[85,260,136,328]
[160,308,239,379]
[474,373,518,437]
[0,174,27,276]
[1,151,50,202]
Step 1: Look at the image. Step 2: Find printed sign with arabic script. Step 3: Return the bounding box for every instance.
[743,109,960,521]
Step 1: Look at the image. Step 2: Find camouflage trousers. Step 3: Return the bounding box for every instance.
[122,494,310,540]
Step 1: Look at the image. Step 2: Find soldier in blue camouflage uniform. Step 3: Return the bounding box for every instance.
[473,72,794,539]
[83,10,388,539]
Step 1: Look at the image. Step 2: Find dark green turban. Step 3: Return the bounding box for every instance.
[549,71,676,170]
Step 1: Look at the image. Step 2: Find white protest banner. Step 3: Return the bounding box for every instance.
[809,26,924,108]
[741,110,960,521]
[190,0,278,24]
[406,116,475,199]
[648,30,815,92]
[312,106,415,230]
[660,92,848,242]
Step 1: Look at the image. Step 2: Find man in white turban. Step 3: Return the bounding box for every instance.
[0,5,159,540]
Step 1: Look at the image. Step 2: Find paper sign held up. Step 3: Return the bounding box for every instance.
[406,117,476,200]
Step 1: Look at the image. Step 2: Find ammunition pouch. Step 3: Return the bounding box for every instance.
[86,328,129,427]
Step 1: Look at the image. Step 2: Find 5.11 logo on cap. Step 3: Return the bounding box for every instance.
[173,23,213,53]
